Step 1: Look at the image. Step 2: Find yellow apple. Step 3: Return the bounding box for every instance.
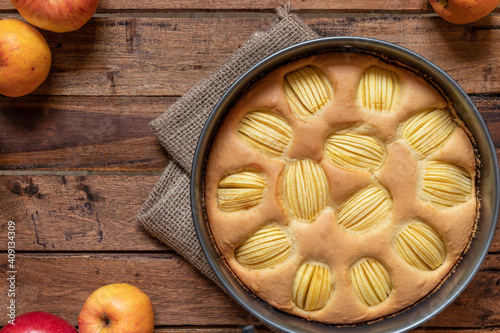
[11,0,100,33]
[78,283,155,333]
[0,19,51,97]
[429,0,500,24]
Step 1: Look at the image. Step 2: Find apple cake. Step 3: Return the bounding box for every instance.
[204,52,478,324]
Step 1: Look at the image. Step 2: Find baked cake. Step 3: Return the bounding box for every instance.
[204,52,477,324]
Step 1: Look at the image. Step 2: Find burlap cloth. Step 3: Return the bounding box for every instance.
[137,4,319,328]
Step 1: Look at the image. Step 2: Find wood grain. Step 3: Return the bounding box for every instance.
[0,0,436,12]
[154,325,493,333]
[154,325,494,333]
[0,175,167,251]
[152,329,270,333]
[0,3,499,332]
[1,175,499,252]
[0,253,254,327]
[152,330,266,333]
[1,95,498,171]
[0,16,497,97]
[35,326,500,333]
[0,96,171,171]
[0,253,498,328]
[482,253,500,270]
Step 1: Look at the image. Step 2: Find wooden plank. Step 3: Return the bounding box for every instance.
[412,331,500,333]
[0,138,169,171]
[152,330,262,333]
[307,17,500,96]
[0,253,498,328]
[153,329,494,333]
[0,253,253,327]
[0,96,171,171]
[478,96,500,151]
[421,271,500,329]
[153,329,269,333]
[0,16,497,96]
[0,95,498,172]
[0,0,436,12]
[482,253,500,270]
[8,328,494,333]
[1,175,500,252]
[0,175,167,251]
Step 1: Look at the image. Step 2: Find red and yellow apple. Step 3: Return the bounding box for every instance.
[10,0,100,33]
[0,311,78,333]
[78,283,155,333]
[429,0,500,24]
[0,19,51,97]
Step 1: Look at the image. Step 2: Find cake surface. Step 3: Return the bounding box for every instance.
[204,52,477,324]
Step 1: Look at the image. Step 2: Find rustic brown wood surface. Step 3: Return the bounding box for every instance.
[1,175,500,253]
[0,16,498,97]
[0,0,437,12]
[0,254,498,328]
[1,1,499,332]
[0,96,499,171]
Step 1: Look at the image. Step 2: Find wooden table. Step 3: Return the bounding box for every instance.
[0,1,499,332]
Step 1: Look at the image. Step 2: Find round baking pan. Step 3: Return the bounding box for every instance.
[191,37,499,332]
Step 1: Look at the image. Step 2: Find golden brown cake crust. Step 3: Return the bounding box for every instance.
[204,52,477,324]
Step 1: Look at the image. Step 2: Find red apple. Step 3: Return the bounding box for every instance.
[0,311,77,333]
[11,0,100,33]
[78,283,154,333]
[0,19,51,97]
[429,0,500,24]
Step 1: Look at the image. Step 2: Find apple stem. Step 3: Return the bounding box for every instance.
[437,0,449,9]
[103,314,110,326]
